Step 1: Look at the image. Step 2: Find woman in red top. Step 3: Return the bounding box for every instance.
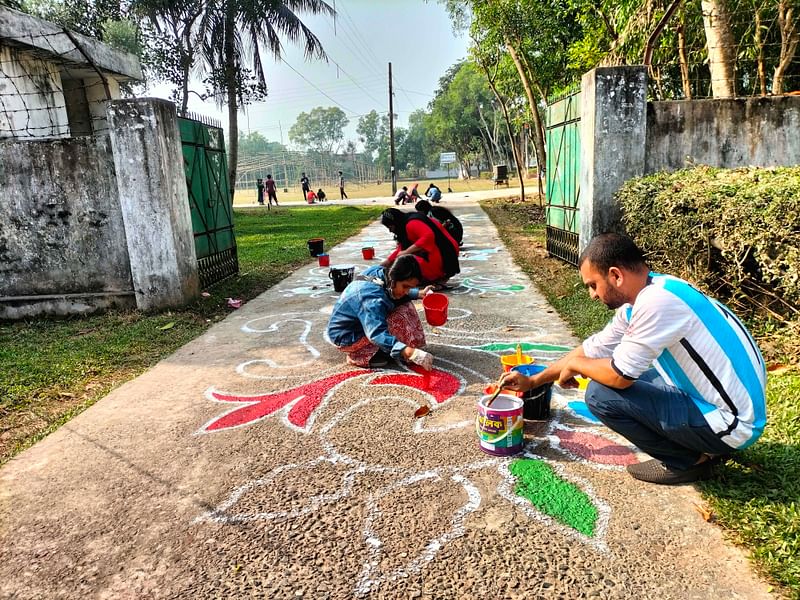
[379,208,460,285]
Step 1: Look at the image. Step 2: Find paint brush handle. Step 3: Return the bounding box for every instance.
[485,375,507,407]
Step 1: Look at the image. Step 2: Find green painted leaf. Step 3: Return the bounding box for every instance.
[510,458,598,536]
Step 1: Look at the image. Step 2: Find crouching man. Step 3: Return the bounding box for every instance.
[501,233,766,485]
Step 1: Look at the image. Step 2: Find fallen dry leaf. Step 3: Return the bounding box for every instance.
[59,392,75,398]
[693,503,714,522]
[414,406,430,419]
[431,328,442,335]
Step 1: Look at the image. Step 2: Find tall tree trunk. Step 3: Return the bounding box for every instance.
[773,0,799,95]
[506,40,545,202]
[754,8,767,96]
[473,55,524,201]
[677,12,692,99]
[180,63,190,115]
[224,2,238,195]
[477,104,501,162]
[701,0,737,97]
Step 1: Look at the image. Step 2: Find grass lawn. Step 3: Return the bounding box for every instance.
[481,197,800,598]
[232,176,523,204]
[0,204,384,465]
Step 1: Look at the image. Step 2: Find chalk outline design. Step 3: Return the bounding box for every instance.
[195,212,633,594]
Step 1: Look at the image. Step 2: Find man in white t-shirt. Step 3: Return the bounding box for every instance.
[501,233,767,485]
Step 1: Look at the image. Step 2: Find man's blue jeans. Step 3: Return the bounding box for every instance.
[584,369,734,470]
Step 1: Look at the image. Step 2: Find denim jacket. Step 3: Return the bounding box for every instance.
[326,266,420,359]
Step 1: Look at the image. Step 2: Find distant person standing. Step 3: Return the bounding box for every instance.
[256,178,265,206]
[339,171,348,200]
[265,174,278,206]
[300,172,310,201]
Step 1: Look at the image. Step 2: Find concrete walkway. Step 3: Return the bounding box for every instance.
[0,201,770,599]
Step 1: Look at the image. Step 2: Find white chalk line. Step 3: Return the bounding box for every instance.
[355,471,482,596]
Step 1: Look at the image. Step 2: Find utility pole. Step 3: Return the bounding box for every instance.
[388,62,397,195]
[279,121,289,191]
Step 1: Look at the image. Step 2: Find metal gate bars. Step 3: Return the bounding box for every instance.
[178,112,239,288]
[545,88,581,266]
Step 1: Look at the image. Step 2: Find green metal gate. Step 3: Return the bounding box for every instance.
[178,112,239,288]
[545,87,581,266]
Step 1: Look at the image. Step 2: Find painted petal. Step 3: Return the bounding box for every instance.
[369,366,460,404]
[202,370,366,432]
[510,458,597,536]
[567,401,602,424]
[555,428,638,466]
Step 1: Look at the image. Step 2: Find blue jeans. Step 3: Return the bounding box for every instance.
[585,369,734,470]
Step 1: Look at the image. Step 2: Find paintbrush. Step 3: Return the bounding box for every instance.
[485,374,508,407]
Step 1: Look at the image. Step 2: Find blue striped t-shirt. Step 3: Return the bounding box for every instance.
[582,273,766,449]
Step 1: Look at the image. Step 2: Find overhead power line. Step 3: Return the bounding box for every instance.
[280,57,359,116]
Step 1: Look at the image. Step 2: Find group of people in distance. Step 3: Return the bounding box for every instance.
[327,225,767,486]
[257,171,350,206]
[395,182,442,205]
[259,175,447,208]
[301,171,348,204]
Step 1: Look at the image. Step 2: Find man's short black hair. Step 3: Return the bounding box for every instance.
[578,233,647,273]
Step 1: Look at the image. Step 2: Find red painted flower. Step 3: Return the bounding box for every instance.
[200,366,461,434]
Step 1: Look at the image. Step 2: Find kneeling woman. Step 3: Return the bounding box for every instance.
[326,255,435,370]
[380,208,460,285]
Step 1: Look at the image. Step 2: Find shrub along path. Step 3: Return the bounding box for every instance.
[0,199,773,598]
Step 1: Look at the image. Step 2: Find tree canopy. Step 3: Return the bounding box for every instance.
[289,106,349,153]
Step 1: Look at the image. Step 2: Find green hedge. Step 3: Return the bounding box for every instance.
[616,166,800,359]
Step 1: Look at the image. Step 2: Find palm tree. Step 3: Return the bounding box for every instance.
[197,0,334,192]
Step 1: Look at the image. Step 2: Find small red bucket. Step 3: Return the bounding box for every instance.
[361,247,375,260]
[318,253,330,267]
[422,292,448,326]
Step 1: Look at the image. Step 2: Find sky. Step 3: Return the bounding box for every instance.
[146,0,470,150]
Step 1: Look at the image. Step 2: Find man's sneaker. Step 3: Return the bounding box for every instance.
[368,350,391,368]
[626,458,715,485]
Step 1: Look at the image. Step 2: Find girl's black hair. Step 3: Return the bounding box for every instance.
[387,254,421,284]
[414,200,432,214]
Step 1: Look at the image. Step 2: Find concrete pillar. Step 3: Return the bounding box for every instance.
[84,76,119,134]
[579,66,648,253]
[107,98,199,310]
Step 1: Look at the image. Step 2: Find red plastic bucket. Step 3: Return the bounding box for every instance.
[361,247,375,260]
[422,292,448,326]
[318,253,330,267]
